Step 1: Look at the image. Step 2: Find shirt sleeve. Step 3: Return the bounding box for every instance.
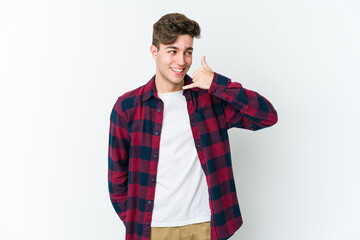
[208,72,278,130]
[108,97,130,224]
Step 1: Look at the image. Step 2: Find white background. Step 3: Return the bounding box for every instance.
[1,1,359,239]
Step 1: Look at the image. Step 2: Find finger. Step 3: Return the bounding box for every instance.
[182,83,197,90]
[192,69,201,78]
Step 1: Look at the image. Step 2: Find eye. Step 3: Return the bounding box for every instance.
[186,51,193,55]
[168,50,176,54]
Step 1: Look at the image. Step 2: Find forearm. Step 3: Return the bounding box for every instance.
[208,72,278,130]
[108,102,130,223]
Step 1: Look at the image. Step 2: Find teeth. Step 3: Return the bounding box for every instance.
[171,67,184,73]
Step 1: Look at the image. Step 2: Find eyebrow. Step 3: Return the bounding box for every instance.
[165,46,193,51]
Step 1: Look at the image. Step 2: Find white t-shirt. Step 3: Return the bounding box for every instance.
[151,89,211,227]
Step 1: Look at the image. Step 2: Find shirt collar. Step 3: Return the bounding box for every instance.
[142,74,199,102]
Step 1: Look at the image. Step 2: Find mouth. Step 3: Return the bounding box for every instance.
[170,67,185,75]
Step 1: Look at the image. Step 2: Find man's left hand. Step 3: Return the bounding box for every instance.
[183,56,214,90]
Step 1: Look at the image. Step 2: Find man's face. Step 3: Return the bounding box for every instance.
[151,34,194,89]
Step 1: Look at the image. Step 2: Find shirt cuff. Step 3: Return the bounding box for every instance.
[208,72,230,98]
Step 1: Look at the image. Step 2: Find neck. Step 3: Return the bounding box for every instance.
[155,76,184,93]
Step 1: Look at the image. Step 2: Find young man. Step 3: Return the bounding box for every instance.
[108,13,278,240]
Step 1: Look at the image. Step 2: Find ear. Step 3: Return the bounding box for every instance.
[150,45,158,60]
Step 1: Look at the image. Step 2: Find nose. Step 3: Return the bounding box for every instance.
[176,54,186,66]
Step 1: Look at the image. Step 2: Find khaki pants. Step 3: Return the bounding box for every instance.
[150,221,211,240]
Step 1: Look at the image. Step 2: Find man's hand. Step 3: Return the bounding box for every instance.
[182,56,214,90]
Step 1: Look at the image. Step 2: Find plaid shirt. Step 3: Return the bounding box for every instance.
[108,72,278,240]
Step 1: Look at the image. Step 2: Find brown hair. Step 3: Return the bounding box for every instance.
[152,13,201,49]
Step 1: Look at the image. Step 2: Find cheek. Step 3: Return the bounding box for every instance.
[162,56,173,65]
[187,58,192,66]
[158,57,170,68]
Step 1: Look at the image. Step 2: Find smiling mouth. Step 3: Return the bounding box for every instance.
[170,67,185,73]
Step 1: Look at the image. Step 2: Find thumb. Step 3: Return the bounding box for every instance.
[201,56,210,70]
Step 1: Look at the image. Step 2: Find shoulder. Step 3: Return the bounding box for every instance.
[113,81,148,113]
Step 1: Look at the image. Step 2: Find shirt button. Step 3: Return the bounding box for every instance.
[197,144,200,148]
[153,154,157,158]
[191,122,195,126]
[158,108,161,112]
[155,131,159,136]
[146,222,150,226]
[148,200,152,204]
[212,90,216,94]
[151,178,155,182]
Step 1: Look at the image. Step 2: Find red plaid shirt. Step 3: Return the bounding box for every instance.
[108,72,278,240]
